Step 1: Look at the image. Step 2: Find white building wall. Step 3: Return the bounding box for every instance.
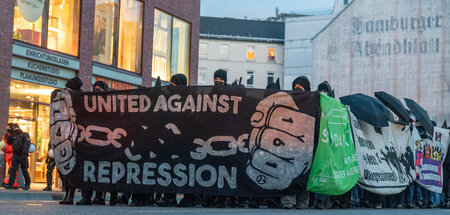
[311,0,450,124]
[198,39,284,89]
[283,0,352,90]
[284,15,334,90]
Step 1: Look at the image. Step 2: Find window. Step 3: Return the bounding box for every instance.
[152,9,191,82]
[268,47,276,62]
[344,0,349,5]
[13,0,80,56]
[198,68,207,85]
[93,0,143,73]
[9,80,55,182]
[267,72,274,85]
[199,43,208,58]
[247,46,255,60]
[95,76,134,90]
[219,44,229,59]
[247,71,254,88]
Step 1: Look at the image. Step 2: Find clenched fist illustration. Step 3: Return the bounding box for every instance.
[246,92,315,190]
[49,90,77,175]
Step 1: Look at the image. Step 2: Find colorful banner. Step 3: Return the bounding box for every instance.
[49,87,319,196]
[307,94,359,195]
[349,112,416,195]
[415,127,450,193]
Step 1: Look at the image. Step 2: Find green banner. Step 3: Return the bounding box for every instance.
[307,94,359,195]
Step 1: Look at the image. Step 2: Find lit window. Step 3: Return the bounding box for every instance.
[267,72,274,85]
[152,9,191,82]
[13,0,80,56]
[247,46,255,60]
[199,43,208,58]
[268,47,276,62]
[93,0,143,73]
[219,44,229,59]
[247,71,254,88]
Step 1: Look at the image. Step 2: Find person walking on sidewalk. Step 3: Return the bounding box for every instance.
[2,123,19,189]
[43,142,55,191]
[2,123,31,190]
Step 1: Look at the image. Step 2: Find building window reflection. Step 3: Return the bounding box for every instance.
[93,0,143,74]
[9,80,55,183]
[13,0,80,56]
[152,9,191,82]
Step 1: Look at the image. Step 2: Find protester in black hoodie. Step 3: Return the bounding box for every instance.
[77,81,114,206]
[59,77,83,205]
[156,74,189,207]
[2,123,31,191]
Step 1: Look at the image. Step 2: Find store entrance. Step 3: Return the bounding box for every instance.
[8,80,54,183]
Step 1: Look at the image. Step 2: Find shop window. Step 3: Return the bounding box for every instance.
[199,42,208,58]
[247,71,254,88]
[247,46,255,60]
[268,47,276,62]
[13,0,80,56]
[93,0,143,74]
[9,80,55,183]
[152,9,191,82]
[267,72,274,85]
[219,44,229,59]
[95,76,134,90]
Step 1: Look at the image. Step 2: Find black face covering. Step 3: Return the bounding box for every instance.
[94,88,103,92]
[214,81,225,86]
[6,129,12,133]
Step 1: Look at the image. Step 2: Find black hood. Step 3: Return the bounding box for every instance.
[170,74,188,86]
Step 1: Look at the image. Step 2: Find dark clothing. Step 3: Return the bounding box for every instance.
[11,132,31,159]
[7,156,30,187]
[45,158,56,187]
[213,69,227,84]
[62,176,76,201]
[170,74,188,86]
[292,76,311,91]
[93,81,109,92]
[6,131,31,187]
[65,77,83,91]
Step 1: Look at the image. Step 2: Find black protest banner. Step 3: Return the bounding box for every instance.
[49,86,319,196]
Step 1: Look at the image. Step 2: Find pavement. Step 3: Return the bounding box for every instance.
[1,185,450,214]
[0,200,449,215]
[0,183,79,201]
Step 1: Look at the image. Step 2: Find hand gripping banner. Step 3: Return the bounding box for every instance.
[49,87,320,196]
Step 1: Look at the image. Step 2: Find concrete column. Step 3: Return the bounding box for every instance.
[0,0,15,138]
[141,0,155,87]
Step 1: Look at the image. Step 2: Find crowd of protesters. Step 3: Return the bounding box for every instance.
[1,70,449,210]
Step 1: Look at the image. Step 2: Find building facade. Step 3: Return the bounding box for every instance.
[198,17,284,89]
[0,0,199,184]
[282,0,351,90]
[311,0,449,124]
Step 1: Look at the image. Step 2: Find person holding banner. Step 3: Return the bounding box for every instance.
[59,77,83,205]
[156,74,191,207]
[280,76,312,210]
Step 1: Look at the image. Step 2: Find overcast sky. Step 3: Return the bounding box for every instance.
[200,0,335,19]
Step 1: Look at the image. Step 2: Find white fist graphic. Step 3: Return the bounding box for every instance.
[49,90,77,175]
[246,92,315,190]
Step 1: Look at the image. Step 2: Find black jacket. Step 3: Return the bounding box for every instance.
[11,132,31,159]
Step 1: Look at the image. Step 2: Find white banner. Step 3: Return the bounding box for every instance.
[349,112,416,195]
